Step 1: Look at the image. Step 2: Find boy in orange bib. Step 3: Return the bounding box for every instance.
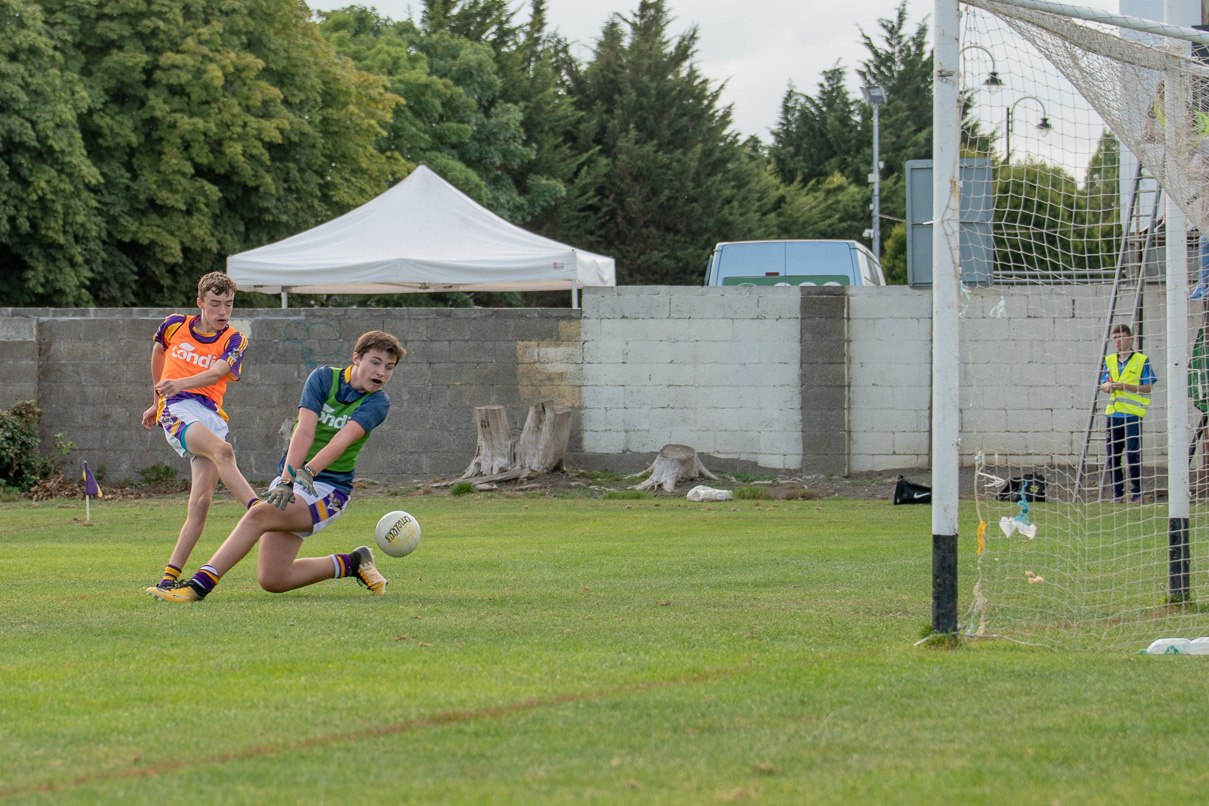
[141,272,260,588]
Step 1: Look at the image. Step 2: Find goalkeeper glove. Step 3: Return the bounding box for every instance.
[264,479,295,511]
[288,463,317,496]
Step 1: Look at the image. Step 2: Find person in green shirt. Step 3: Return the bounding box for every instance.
[147,330,405,602]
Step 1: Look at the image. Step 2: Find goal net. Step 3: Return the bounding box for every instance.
[954,0,1209,650]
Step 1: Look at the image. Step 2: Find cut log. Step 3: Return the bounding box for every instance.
[459,405,515,478]
[515,401,572,473]
[631,444,717,492]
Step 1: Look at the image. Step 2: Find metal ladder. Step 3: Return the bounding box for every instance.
[1072,162,1162,502]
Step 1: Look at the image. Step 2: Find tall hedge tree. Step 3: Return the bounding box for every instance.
[767,0,932,272]
[0,0,103,306]
[769,67,862,187]
[42,0,401,306]
[853,0,932,257]
[565,0,773,285]
[320,1,577,225]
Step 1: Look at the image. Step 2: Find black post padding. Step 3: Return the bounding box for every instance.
[932,533,958,633]
[1169,518,1191,602]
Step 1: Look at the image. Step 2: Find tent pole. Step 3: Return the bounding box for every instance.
[571,282,579,309]
[281,291,288,309]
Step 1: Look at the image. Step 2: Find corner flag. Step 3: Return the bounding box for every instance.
[83,462,102,498]
[83,462,102,521]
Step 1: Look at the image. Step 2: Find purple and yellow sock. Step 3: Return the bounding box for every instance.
[187,565,221,598]
[331,554,354,579]
[160,564,182,587]
[246,497,262,510]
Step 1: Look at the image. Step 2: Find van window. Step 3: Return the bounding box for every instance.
[857,251,883,286]
[715,241,784,281]
[707,240,885,286]
[785,241,853,286]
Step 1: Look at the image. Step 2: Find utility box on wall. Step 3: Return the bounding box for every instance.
[905,158,995,288]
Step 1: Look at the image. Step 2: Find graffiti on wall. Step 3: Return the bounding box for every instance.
[279,321,346,371]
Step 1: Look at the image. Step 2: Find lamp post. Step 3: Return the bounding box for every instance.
[957,43,1003,94]
[1005,95,1053,161]
[861,85,887,264]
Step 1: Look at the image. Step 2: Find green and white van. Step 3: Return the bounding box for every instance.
[704,239,886,287]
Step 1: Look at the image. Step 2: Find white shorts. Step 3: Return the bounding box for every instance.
[159,398,229,460]
[267,478,350,539]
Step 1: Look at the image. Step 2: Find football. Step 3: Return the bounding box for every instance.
[375,510,421,558]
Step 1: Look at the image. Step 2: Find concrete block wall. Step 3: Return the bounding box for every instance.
[846,284,1173,472]
[0,283,1179,484]
[847,287,933,471]
[579,286,807,472]
[956,285,1171,469]
[0,307,580,485]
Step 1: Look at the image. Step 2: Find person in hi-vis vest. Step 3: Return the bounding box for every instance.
[1100,323,1157,503]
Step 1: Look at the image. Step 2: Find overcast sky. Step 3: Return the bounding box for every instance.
[308,0,1139,141]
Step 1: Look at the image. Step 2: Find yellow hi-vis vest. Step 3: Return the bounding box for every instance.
[1104,352,1151,418]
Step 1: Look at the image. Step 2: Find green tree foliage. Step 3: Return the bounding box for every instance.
[1076,129,1121,274]
[995,159,1079,277]
[564,0,774,285]
[986,132,1119,282]
[318,1,570,307]
[881,221,909,285]
[0,0,103,306]
[854,1,932,186]
[773,173,870,242]
[0,401,54,492]
[42,0,401,306]
[320,1,573,225]
[769,67,861,186]
[766,0,931,271]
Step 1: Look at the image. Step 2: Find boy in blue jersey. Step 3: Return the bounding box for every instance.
[147,331,405,602]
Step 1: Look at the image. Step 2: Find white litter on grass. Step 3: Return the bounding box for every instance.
[1140,637,1209,655]
[687,485,733,502]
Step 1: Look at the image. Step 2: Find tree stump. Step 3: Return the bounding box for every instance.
[460,405,515,478]
[449,402,573,485]
[631,444,717,492]
[515,401,572,473]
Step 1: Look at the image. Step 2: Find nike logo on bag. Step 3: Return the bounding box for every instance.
[912,492,928,499]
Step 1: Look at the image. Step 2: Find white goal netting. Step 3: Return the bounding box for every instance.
[955,0,1209,650]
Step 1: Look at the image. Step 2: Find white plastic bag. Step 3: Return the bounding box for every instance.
[687,485,733,502]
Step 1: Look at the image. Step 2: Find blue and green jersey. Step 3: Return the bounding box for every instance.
[278,366,391,494]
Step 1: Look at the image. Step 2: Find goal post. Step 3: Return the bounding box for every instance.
[933,0,1209,649]
[932,0,963,635]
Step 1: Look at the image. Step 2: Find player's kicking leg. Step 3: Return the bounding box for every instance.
[156,457,218,589]
[147,481,386,601]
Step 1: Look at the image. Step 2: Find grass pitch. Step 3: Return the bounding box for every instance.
[2,495,1208,804]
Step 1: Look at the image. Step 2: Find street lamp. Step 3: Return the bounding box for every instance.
[1005,95,1053,161]
[958,44,1003,94]
[861,85,887,264]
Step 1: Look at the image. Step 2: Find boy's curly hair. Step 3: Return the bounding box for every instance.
[197,272,237,299]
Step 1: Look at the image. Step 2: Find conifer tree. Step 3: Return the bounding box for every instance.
[565,0,773,285]
[769,68,861,186]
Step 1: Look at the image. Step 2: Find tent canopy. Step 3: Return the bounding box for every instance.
[227,165,615,295]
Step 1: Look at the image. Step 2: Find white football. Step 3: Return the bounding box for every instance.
[375,510,421,558]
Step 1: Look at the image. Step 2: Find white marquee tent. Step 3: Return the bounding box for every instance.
[227,165,615,306]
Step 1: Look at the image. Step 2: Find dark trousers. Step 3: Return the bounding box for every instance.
[1106,416,1142,499]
